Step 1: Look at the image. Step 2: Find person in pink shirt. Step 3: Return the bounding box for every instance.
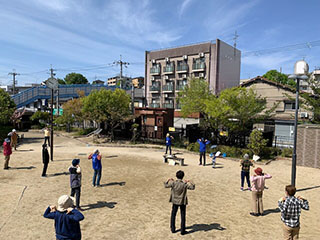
[250,167,272,216]
[3,135,12,170]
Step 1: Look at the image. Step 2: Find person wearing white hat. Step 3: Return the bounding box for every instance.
[10,129,18,150]
[43,195,84,240]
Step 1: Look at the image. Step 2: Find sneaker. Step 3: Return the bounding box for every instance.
[96,185,101,188]
[240,187,244,191]
[248,187,252,191]
[250,212,259,217]
[199,163,202,165]
[92,184,95,187]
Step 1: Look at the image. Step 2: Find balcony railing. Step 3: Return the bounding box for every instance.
[192,62,206,71]
[177,64,188,72]
[150,85,160,92]
[163,103,174,109]
[176,103,181,109]
[163,65,174,74]
[176,85,185,91]
[150,103,160,108]
[162,84,174,92]
[150,66,161,75]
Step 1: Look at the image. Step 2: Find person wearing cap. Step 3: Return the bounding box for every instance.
[250,167,272,216]
[240,154,254,191]
[278,185,309,240]
[197,138,210,166]
[69,159,82,210]
[164,170,195,235]
[42,144,50,177]
[165,133,174,155]
[43,195,84,240]
[10,129,18,150]
[3,135,12,170]
[88,149,102,187]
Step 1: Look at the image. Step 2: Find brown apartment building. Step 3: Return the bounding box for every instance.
[145,39,241,128]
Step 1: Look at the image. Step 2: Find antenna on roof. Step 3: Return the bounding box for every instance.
[233,30,239,56]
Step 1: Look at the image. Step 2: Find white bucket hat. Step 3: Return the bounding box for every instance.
[12,129,16,132]
[57,195,75,212]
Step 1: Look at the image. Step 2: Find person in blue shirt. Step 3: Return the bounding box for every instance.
[165,133,174,155]
[44,195,84,240]
[88,149,102,187]
[197,138,211,166]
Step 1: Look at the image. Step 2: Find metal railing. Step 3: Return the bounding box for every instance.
[163,65,174,73]
[163,103,174,109]
[150,103,160,108]
[150,85,160,92]
[150,67,161,74]
[192,62,205,70]
[176,85,185,91]
[162,84,173,92]
[177,64,188,72]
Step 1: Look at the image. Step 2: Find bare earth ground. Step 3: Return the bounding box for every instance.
[0,131,319,240]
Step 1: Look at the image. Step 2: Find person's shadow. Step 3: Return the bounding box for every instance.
[81,201,117,211]
[263,208,280,216]
[185,223,226,234]
[100,182,126,187]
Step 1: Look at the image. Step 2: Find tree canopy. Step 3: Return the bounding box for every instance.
[262,70,296,88]
[64,73,88,85]
[0,89,16,125]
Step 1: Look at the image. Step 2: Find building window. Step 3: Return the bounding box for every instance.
[284,102,296,110]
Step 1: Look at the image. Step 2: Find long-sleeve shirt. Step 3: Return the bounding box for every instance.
[43,206,84,240]
[197,139,210,152]
[278,196,309,228]
[164,179,195,205]
[250,174,272,192]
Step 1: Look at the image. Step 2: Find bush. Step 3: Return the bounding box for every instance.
[248,129,268,156]
[261,147,281,160]
[281,148,293,158]
[31,123,45,129]
[186,142,200,152]
[77,128,95,136]
[0,125,13,143]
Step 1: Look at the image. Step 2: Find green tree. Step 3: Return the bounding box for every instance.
[64,73,88,85]
[263,70,296,88]
[247,129,268,156]
[0,88,16,125]
[82,88,131,141]
[30,111,50,124]
[57,78,66,85]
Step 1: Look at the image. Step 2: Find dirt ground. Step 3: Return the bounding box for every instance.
[0,130,319,240]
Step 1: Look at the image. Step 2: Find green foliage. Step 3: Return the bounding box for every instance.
[77,128,95,136]
[281,148,293,158]
[0,88,16,125]
[186,142,200,152]
[0,125,13,143]
[261,147,281,159]
[64,73,88,85]
[263,70,296,88]
[301,92,320,123]
[82,88,131,141]
[247,129,268,156]
[57,78,66,85]
[30,111,50,122]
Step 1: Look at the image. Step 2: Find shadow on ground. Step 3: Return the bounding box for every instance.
[10,166,36,170]
[297,185,320,192]
[81,201,117,211]
[184,223,226,234]
[48,171,69,177]
[263,208,280,216]
[100,182,126,187]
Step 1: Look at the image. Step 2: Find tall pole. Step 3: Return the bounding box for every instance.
[50,66,55,161]
[131,84,134,114]
[8,70,20,95]
[114,55,129,89]
[291,77,300,186]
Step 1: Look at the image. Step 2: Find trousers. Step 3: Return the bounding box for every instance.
[171,204,186,233]
[241,171,251,188]
[4,155,10,169]
[252,191,263,214]
[93,169,102,186]
[42,162,48,176]
[282,223,300,240]
[199,152,206,165]
[71,187,81,208]
[165,145,172,155]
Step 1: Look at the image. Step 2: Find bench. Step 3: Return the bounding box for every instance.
[163,154,184,166]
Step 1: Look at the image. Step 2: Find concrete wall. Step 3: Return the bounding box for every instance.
[297,125,320,168]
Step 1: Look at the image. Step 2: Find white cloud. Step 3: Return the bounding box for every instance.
[32,0,71,11]
[178,0,194,18]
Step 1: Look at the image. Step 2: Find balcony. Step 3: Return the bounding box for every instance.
[176,84,185,91]
[163,103,174,109]
[150,66,161,75]
[176,103,181,109]
[162,84,174,92]
[150,103,160,108]
[163,64,175,74]
[192,62,206,72]
[177,64,188,73]
[149,85,160,93]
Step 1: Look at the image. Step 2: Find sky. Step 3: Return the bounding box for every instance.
[0,0,320,86]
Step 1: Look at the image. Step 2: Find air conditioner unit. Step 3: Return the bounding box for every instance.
[164,94,169,98]
[182,74,187,79]
[152,59,156,64]
[199,52,204,57]
[165,57,170,62]
[151,76,155,81]
[183,55,188,60]
[165,75,169,80]
[300,112,309,118]
[199,73,204,78]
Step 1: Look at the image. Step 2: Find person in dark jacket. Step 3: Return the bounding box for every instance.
[88,149,102,187]
[42,144,50,177]
[69,159,82,210]
[44,195,84,240]
[165,133,174,155]
[197,138,210,166]
[164,170,195,235]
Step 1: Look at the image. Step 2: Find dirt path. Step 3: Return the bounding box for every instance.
[0,131,319,239]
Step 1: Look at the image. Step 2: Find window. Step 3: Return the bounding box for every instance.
[284,102,296,110]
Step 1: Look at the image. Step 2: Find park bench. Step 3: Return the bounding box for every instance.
[163,153,184,166]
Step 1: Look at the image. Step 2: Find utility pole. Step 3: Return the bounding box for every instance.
[233,31,239,56]
[49,66,56,161]
[114,55,130,88]
[8,69,20,95]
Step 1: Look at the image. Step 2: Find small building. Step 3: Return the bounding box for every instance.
[132,77,144,88]
[134,107,174,140]
[241,76,313,147]
[92,80,105,85]
[107,76,132,89]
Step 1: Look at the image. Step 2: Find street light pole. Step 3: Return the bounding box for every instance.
[288,60,309,186]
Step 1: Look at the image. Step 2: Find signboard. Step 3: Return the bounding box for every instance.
[154,126,158,131]
[219,131,228,136]
[53,109,63,116]
[169,127,175,132]
[45,77,58,90]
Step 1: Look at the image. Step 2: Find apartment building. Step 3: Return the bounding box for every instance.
[145,39,241,128]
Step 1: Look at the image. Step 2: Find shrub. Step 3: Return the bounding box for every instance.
[248,129,268,156]
[186,142,200,152]
[77,128,96,136]
[261,147,281,159]
[281,148,293,158]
